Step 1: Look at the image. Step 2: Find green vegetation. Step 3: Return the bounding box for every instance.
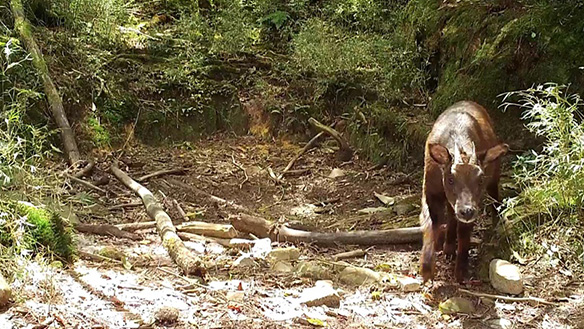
[501,84,584,272]
[0,21,76,277]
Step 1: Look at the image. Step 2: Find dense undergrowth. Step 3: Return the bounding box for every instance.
[501,84,584,273]
[18,0,584,168]
[0,19,76,278]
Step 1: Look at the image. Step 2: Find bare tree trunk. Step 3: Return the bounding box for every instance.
[10,0,80,165]
[110,162,206,277]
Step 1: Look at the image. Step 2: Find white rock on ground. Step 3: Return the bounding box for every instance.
[328,168,345,178]
[267,247,300,263]
[487,318,513,329]
[250,238,272,258]
[0,274,11,306]
[338,266,381,286]
[299,281,341,308]
[226,291,245,302]
[396,275,421,292]
[439,297,475,315]
[233,255,256,268]
[489,259,523,295]
[296,261,332,280]
[271,261,294,273]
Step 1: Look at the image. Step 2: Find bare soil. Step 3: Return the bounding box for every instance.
[2,135,583,329]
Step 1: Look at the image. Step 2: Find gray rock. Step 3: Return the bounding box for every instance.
[233,255,256,268]
[487,318,513,329]
[489,259,523,295]
[299,282,340,308]
[338,266,381,286]
[226,291,245,302]
[439,297,475,314]
[396,275,421,292]
[271,261,294,273]
[154,306,179,324]
[328,168,345,178]
[267,247,300,263]
[296,261,332,280]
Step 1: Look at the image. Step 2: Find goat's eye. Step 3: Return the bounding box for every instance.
[448,177,454,185]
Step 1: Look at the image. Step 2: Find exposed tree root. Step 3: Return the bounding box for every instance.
[308,117,353,161]
[137,168,187,182]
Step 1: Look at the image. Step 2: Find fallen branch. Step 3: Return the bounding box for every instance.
[137,168,186,182]
[116,220,239,240]
[11,0,80,164]
[110,162,206,277]
[231,214,422,246]
[73,160,95,179]
[172,199,188,220]
[66,174,107,194]
[308,118,353,162]
[177,232,232,248]
[78,251,123,265]
[177,222,239,239]
[280,130,327,178]
[231,154,249,189]
[332,249,366,261]
[459,289,559,306]
[116,221,158,232]
[75,223,141,240]
[108,202,142,211]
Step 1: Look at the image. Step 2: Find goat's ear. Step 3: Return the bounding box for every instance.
[429,143,451,166]
[480,143,509,164]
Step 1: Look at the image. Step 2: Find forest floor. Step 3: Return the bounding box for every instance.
[1,134,583,329]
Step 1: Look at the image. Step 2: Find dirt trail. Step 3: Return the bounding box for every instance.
[2,135,583,329]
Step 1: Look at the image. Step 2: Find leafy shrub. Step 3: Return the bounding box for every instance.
[501,84,584,271]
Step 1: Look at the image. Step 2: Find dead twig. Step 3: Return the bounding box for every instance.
[108,202,142,211]
[65,174,107,194]
[332,249,367,261]
[231,154,249,189]
[73,160,95,179]
[279,131,326,178]
[459,289,560,306]
[173,199,188,220]
[74,223,141,240]
[137,168,186,182]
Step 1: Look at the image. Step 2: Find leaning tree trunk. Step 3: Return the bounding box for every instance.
[10,0,80,165]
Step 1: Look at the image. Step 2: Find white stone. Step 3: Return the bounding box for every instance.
[267,247,300,263]
[226,291,245,302]
[489,259,523,295]
[338,266,381,286]
[396,275,421,292]
[233,255,256,268]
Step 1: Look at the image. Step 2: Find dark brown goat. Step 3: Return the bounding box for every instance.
[419,101,508,283]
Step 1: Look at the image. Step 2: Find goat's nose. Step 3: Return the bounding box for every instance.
[458,207,476,220]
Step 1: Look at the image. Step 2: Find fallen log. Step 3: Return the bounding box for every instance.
[177,232,232,248]
[231,214,422,246]
[11,0,80,165]
[308,118,353,162]
[110,162,205,277]
[137,168,187,182]
[75,223,141,240]
[177,222,238,239]
[117,220,239,239]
